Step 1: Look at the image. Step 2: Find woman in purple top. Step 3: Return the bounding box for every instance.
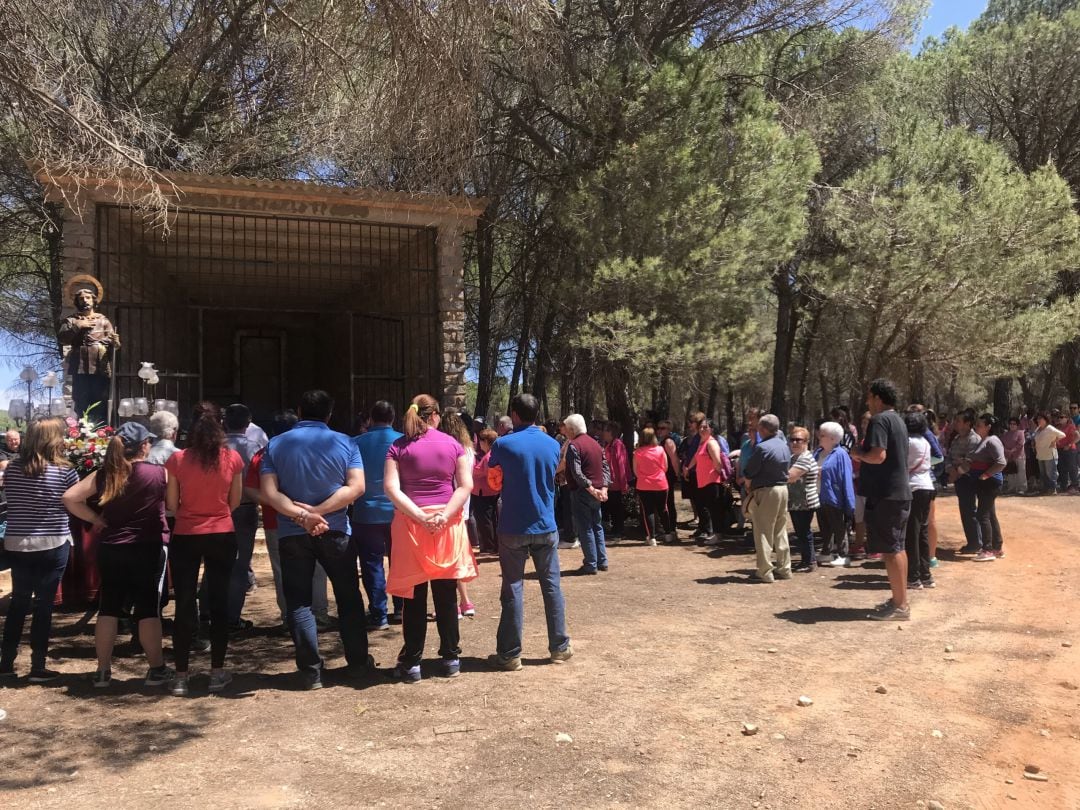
[384,394,475,682]
[64,422,173,688]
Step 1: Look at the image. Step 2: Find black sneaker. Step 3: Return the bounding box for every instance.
[907,580,923,591]
[303,670,324,691]
[190,636,212,653]
[28,668,61,683]
[597,564,609,572]
[145,665,176,686]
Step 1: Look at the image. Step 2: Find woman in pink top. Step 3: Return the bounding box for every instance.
[633,428,670,546]
[601,422,631,537]
[471,428,501,554]
[164,402,243,696]
[384,394,475,682]
[1001,417,1028,494]
[693,419,732,545]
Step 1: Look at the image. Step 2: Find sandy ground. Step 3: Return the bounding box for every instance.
[0,493,1077,810]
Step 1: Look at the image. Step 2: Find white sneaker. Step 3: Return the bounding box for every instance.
[558,540,580,550]
[830,556,848,567]
[645,536,658,547]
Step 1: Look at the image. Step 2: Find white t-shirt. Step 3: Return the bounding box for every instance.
[907,435,933,491]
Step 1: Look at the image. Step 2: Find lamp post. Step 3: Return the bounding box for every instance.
[41,371,59,415]
[18,365,37,422]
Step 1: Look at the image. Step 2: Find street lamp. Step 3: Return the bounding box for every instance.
[41,371,60,415]
[18,365,37,422]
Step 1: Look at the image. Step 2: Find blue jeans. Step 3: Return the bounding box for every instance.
[571,489,607,571]
[953,477,979,549]
[1039,458,1059,492]
[790,510,815,566]
[279,531,367,676]
[496,532,570,659]
[353,522,402,623]
[227,503,258,625]
[1,543,69,671]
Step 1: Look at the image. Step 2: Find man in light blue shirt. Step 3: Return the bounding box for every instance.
[350,400,404,630]
[260,390,368,689]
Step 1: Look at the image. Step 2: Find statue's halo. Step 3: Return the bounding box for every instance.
[65,273,105,305]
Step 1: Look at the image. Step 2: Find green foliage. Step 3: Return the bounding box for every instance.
[563,55,819,375]
[823,119,1080,381]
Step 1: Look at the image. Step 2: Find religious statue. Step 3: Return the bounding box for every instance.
[57,274,120,425]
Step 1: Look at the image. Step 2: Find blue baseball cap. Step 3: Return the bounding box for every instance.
[116,421,156,449]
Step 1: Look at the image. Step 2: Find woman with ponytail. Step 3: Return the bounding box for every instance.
[384,394,476,682]
[64,422,172,688]
[164,402,244,696]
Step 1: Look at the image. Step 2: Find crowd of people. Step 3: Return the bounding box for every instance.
[0,383,1075,689]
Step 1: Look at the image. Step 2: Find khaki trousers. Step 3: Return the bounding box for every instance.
[750,485,790,579]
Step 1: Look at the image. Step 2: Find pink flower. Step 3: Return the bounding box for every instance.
[68,428,80,438]
[96,430,107,438]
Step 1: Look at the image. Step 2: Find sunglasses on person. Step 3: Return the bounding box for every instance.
[789,437,807,444]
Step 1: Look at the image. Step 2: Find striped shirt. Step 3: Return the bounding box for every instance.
[3,460,78,552]
[787,451,820,511]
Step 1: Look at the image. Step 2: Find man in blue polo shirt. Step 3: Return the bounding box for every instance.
[260,389,369,689]
[350,400,404,631]
[486,393,572,671]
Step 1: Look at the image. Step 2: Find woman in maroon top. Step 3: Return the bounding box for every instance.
[64,422,173,689]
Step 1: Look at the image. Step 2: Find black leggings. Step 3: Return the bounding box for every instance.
[170,533,236,671]
[601,492,626,532]
[399,579,460,667]
[905,489,933,582]
[698,483,732,535]
[817,504,849,559]
[637,489,671,538]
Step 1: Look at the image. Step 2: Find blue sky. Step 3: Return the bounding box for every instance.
[917,0,987,43]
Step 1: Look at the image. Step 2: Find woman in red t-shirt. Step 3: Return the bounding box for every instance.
[633,428,670,546]
[164,403,243,696]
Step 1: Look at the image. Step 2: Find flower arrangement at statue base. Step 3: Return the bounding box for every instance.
[64,412,114,476]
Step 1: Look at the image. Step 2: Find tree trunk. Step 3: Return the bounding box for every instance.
[45,202,65,356]
[992,377,1012,422]
[1017,374,1036,415]
[472,201,499,420]
[725,386,735,438]
[794,305,821,426]
[770,263,801,424]
[705,375,719,423]
[818,370,830,422]
[654,366,671,420]
[506,318,530,407]
[530,306,557,416]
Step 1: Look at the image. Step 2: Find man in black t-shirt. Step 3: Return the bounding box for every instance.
[852,379,912,621]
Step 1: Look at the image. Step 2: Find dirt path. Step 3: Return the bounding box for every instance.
[1,494,1077,809]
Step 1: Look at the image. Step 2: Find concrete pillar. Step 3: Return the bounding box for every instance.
[436,222,467,409]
